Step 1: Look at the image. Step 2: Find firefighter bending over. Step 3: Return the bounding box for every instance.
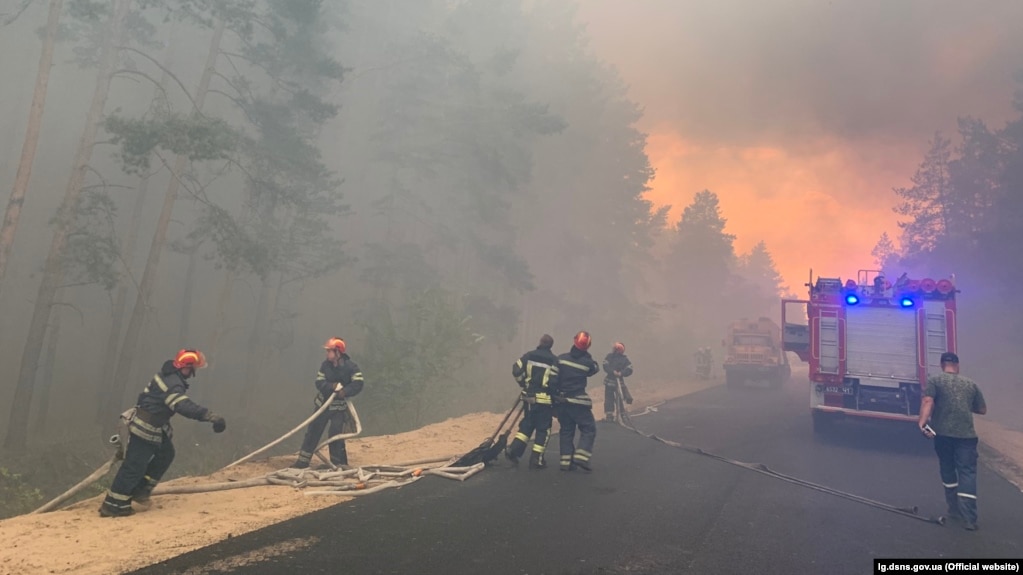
[292,337,364,469]
[603,342,634,422]
[552,331,601,472]
[506,334,559,469]
[100,349,226,517]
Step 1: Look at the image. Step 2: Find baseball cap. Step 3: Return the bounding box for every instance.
[940,352,959,364]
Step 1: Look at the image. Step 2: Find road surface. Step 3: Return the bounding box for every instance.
[130,380,1023,575]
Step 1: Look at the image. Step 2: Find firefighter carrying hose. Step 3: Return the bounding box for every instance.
[506,334,559,470]
[291,337,364,469]
[602,342,634,422]
[552,331,601,472]
[99,349,226,517]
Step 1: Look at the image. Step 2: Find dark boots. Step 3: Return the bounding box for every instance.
[528,451,547,470]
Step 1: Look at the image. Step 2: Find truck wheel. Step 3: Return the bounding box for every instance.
[812,411,833,434]
[725,371,739,388]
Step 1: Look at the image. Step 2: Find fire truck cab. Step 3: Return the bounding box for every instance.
[781,270,958,433]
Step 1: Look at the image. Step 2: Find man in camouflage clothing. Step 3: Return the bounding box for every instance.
[918,352,987,530]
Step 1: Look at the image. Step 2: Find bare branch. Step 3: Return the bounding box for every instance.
[1,0,34,27]
[51,300,86,326]
[112,68,170,100]
[117,46,204,115]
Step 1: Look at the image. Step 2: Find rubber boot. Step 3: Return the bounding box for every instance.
[99,500,135,518]
[529,451,546,470]
[604,413,614,423]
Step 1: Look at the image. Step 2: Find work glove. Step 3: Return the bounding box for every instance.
[206,413,227,433]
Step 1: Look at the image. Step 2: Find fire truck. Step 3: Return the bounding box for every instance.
[781,270,958,433]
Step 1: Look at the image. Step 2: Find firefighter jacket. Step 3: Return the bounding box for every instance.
[129,360,212,444]
[512,345,559,405]
[603,352,634,386]
[552,347,600,406]
[314,355,364,411]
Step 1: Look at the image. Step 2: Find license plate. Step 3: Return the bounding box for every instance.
[823,386,854,395]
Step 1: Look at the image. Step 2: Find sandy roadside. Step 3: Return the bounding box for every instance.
[0,378,713,575]
[2,376,1020,575]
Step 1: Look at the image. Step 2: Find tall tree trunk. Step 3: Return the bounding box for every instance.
[94,173,151,425]
[4,0,132,452]
[206,268,236,385]
[177,242,199,343]
[33,287,64,435]
[0,0,63,302]
[240,276,273,407]
[109,19,225,413]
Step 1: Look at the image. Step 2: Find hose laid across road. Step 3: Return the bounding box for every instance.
[615,398,946,526]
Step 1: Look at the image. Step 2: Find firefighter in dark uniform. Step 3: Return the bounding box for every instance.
[292,337,365,469]
[100,349,226,517]
[506,334,559,470]
[552,331,601,472]
[602,342,634,422]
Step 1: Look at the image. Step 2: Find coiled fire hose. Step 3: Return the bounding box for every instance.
[613,400,946,526]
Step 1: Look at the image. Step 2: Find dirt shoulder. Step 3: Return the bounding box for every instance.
[4,376,1017,575]
[0,378,712,575]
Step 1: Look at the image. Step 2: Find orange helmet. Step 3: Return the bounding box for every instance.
[173,349,207,370]
[613,342,625,354]
[573,331,592,351]
[323,337,346,354]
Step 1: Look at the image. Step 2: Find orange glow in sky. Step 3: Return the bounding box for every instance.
[642,131,908,291]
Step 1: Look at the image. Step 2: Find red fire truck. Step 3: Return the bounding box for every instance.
[781,270,958,433]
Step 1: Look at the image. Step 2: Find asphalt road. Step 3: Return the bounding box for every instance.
[129,379,1023,575]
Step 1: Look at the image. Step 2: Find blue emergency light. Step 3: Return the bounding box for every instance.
[845,293,860,305]
[899,297,914,308]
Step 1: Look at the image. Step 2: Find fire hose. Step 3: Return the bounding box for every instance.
[29,395,476,514]
[222,391,353,470]
[609,400,946,526]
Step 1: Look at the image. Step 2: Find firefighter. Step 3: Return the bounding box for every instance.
[552,331,600,472]
[602,342,634,422]
[291,337,365,469]
[506,334,559,469]
[99,349,226,517]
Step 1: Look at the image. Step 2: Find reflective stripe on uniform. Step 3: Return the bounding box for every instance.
[515,432,529,443]
[565,395,592,406]
[560,360,591,372]
[943,481,959,489]
[153,375,169,392]
[573,449,592,462]
[958,493,977,499]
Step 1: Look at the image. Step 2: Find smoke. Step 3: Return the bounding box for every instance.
[578,0,1023,285]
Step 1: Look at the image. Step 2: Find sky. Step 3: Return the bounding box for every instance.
[576,0,1023,290]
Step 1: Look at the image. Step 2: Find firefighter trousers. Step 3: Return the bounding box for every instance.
[508,403,553,458]
[101,432,175,514]
[557,403,596,469]
[296,408,349,466]
[604,383,632,416]
[934,435,979,524]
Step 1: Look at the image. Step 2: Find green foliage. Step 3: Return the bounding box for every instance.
[893,133,952,256]
[0,467,44,519]
[103,113,239,174]
[62,188,120,291]
[355,284,484,430]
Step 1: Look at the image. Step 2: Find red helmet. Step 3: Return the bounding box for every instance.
[323,337,346,354]
[613,342,625,354]
[573,331,592,351]
[173,349,207,370]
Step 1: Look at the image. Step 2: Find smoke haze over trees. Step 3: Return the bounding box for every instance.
[1,0,1019,517]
